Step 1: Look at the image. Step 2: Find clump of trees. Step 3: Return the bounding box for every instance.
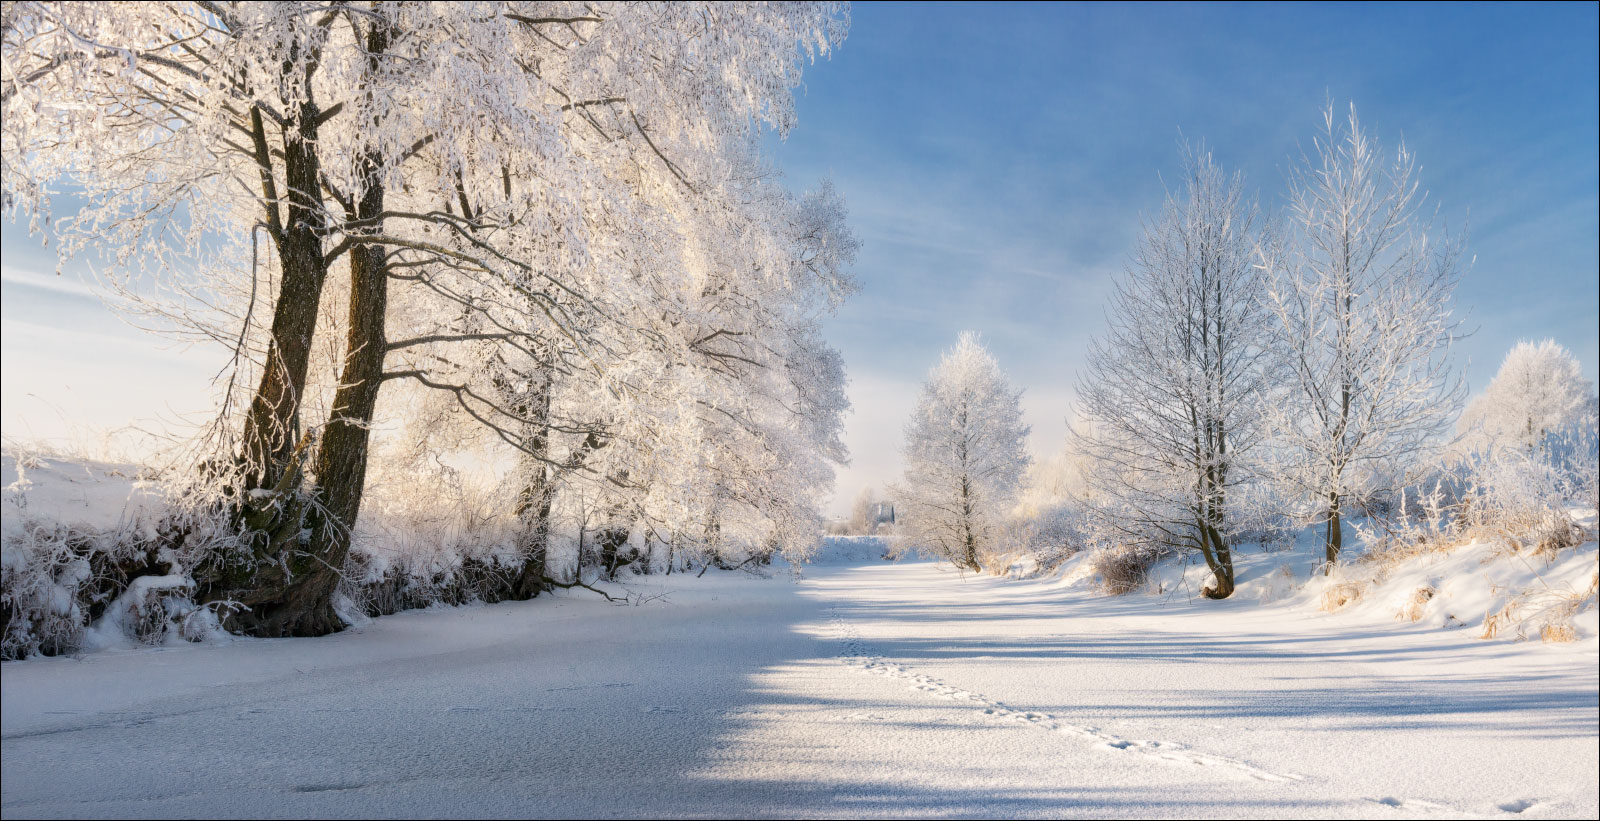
[1050,105,1590,596]
[902,104,1575,599]
[2,1,855,647]
[1062,105,1468,594]
[843,487,892,536]
[1451,340,1598,549]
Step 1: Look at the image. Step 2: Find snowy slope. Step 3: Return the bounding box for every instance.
[1,450,163,539]
[4,549,1596,818]
[1047,516,1600,650]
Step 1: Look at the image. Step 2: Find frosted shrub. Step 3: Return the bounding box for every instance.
[1092,542,1172,595]
[343,470,522,616]
[999,503,1096,575]
[0,504,212,658]
[1,449,194,657]
[1352,480,1465,566]
[1462,449,1591,559]
[2,519,97,658]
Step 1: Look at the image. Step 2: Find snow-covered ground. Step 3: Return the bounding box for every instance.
[3,538,1596,819]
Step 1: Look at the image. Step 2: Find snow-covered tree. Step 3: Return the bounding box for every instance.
[2,2,853,634]
[848,487,878,534]
[1073,145,1267,599]
[1259,103,1466,570]
[894,333,1030,571]
[1459,340,1594,457]
[1452,341,1598,535]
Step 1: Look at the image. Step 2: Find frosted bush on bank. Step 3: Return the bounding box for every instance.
[0,449,229,658]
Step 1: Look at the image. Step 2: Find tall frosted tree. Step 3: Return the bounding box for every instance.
[1074,145,1266,599]
[894,333,1030,571]
[1459,340,1594,458]
[1260,103,1465,570]
[2,1,852,634]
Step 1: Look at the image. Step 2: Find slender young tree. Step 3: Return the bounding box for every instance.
[1073,145,1267,599]
[1260,103,1466,571]
[894,333,1030,571]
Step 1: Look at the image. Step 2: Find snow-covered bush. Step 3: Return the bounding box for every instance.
[1004,503,1091,574]
[1091,542,1174,595]
[1,449,231,658]
[1459,449,1593,558]
[345,453,517,609]
[2,514,102,658]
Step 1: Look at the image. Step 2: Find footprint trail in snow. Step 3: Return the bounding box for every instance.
[829,607,1303,784]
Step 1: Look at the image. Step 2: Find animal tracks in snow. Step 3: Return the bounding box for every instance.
[828,608,1303,784]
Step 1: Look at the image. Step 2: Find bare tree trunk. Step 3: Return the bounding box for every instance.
[959,472,979,572]
[240,95,328,491]
[510,368,554,600]
[213,16,391,637]
[1324,492,1343,572]
[1198,516,1235,599]
[575,521,588,583]
[511,464,554,600]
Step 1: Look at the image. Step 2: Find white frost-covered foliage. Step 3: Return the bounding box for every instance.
[1259,102,1465,567]
[1447,341,1599,549]
[2,2,857,635]
[1459,340,1594,458]
[1,450,233,659]
[893,333,1031,571]
[1073,145,1267,599]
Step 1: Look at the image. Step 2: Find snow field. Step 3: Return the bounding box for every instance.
[5,547,1595,818]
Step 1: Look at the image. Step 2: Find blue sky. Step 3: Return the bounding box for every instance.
[766,1,1600,512]
[3,2,1597,514]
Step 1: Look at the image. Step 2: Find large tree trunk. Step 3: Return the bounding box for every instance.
[1198,465,1235,599]
[240,59,328,491]
[959,473,980,572]
[197,63,335,625]
[1198,516,1235,600]
[228,168,388,636]
[212,17,392,637]
[511,395,554,600]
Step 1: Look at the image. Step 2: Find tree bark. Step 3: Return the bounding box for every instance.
[212,14,391,637]
[1198,517,1235,599]
[1324,493,1343,572]
[511,377,554,600]
[240,79,327,489]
